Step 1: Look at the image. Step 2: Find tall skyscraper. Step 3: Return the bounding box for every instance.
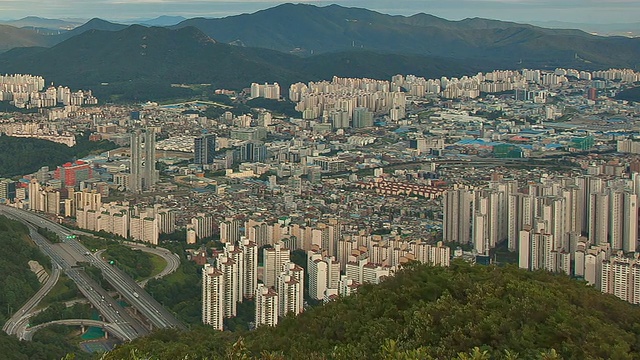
[129,129,157,193]
[143,130,156,190]
[194,134,216,165]
[129,131,142,193]
[202,264,224,330]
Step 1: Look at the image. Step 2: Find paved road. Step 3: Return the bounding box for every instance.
[120,242,181,287]
[2,266,60,337]
[0,206,152,340]
[1,206,185,331]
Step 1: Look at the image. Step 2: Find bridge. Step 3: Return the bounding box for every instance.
[22,319,131,341]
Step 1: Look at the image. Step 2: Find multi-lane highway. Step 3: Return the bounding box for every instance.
[77,241,185,330]
[0,207,181,341]
[0,206,153,341]
[0,206,185,334]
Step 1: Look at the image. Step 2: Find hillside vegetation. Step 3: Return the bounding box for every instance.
[0,215,89,359]
[103,261,640,360]
[0,24,484,102]
[0,133,116,177]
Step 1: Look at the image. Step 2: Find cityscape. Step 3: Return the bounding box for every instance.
[0,2,639,359]
[1,65,640,331]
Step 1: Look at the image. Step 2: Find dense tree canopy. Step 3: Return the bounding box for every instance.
[0,215,90,359]
[103,261,640,359]
[0,133,117,177]
[0,216,48,325]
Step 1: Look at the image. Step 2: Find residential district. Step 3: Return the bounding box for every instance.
[1,67,640,329]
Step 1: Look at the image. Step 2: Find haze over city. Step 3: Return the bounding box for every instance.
[0,0,639,24]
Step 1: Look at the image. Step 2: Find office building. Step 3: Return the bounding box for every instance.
[194,134,216,165]
[129,129,157,193]
[54,160,93,187]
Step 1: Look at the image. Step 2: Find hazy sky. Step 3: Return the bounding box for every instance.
[0,0,639,24]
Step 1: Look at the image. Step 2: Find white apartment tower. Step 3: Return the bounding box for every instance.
[609,189,637,253]
[588,192,609,246]
[277,262,304,317]
[216,255,239,318]
[443,188,473,245]
[202,264,224,330]
[241,238,258,299]
[224,243,245,305]
[255,284,278,327]
[263,243,290,288]
[308,252,328,300]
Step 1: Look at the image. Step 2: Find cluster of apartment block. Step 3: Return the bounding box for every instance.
[75,202,175,245]
[289,76,406,122]
[0,74,97,108]
[391,68,640,100]
[202,241,303,329]
[200,209,454,329]
[444,173,640,305]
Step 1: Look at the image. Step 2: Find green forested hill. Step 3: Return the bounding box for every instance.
[103,261,640,360]
[0,133,116,177]
[0,215,88,359]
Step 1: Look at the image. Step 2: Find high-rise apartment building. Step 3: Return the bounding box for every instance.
[220,218,242,244]
[191,213,214,240]
[263,243,291,288]
[255,284,278,327]
[277,262,304,317]
[241,238,258,299]
[202,264,224,330]
[443,188,473,245]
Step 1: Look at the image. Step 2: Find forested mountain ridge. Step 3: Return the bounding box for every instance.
[102,261,640,360]
[0,25,486,102]
[172,3,640,69]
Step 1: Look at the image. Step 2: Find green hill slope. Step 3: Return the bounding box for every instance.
[0,24,54,52]
[0,25,486,102]
[0,134,116,177]
[103,261,640,360]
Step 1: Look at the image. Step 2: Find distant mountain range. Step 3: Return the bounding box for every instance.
[530,21,640,37]
[0,16,83,30]
[170,3,640,68]
[0,25,485,101]
[0,3,638,101]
